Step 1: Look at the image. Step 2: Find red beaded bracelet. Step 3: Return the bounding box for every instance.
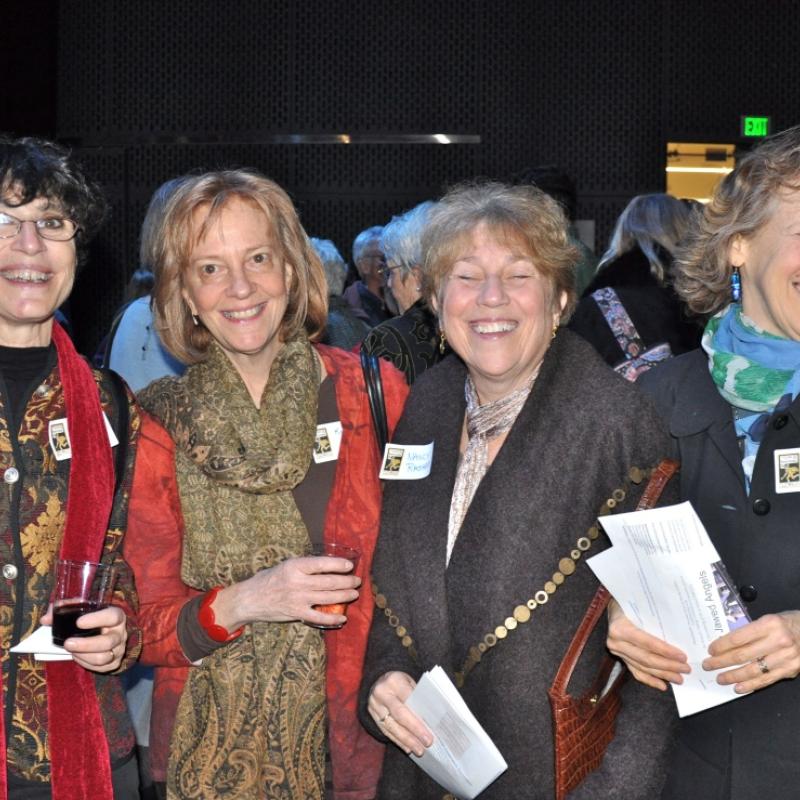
[198,586,244,643]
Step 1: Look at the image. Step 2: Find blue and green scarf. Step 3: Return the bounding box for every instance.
[703,304,800,489]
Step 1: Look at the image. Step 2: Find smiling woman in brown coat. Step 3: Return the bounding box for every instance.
[359,181,677,799]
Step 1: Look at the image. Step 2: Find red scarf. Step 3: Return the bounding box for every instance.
[0,322,116,799]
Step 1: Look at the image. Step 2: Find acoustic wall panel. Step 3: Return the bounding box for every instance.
[55,0,800,352]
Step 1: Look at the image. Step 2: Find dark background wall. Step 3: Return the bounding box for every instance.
[3,0,799,354]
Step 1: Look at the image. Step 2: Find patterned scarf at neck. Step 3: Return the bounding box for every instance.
[171,332,320,587]
[703,304,800,487]
[148,332,328,798]
[446,369,539,565]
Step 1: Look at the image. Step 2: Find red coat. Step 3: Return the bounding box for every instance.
[125,345,408,798]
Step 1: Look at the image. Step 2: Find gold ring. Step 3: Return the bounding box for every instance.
[757,656,770,674]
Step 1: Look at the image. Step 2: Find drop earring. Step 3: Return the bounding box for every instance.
[191,313,200,326]
[730,266,742,303]
[439,330,447,355]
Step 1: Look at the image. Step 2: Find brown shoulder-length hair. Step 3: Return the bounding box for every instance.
[421,180,579,322]
[675,124,800,317]
[152,169,328,364]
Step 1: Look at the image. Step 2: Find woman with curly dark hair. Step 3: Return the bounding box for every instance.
[0,134,142,799]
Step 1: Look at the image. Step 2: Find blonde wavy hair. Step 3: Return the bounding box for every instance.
[421,181,579,321]
[151,170,328,364]
[597,193,693,284]
[675,124,800,317]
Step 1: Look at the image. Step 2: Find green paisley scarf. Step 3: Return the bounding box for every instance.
[173,333,320,586]
[142,332,328,799]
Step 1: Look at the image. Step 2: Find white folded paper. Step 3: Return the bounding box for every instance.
[587,501,751,717]
[9,625,72,661]
[405,665,507,799]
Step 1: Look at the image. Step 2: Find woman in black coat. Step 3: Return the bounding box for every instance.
[359,182,676,799]
[608,126,800,799]
[569,194,701,379]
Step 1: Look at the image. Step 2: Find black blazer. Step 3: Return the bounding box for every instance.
[640,350,800,799]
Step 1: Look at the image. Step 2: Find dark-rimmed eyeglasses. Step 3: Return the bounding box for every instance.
[377,264,404,278]
[0,211,79,242]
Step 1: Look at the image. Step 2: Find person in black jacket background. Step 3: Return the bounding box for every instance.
[569,193,702,378]
[361,201,443,383]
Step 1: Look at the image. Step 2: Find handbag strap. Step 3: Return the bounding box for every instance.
[360,349,388,455]
[636,458,679,510]
[592,286,646,358]
[103,368,130,498]
[550,457,679,694]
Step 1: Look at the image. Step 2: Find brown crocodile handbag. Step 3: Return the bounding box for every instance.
[548,458,679,799]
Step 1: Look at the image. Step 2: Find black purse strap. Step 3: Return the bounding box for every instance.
[360,349,388,455]
[101,368,130,498]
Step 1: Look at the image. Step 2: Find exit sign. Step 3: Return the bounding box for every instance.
[741,116,770,138]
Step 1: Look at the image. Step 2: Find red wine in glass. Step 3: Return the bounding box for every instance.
[52,600,105,646]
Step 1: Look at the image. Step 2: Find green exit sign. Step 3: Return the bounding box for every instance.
[741,116,770,138]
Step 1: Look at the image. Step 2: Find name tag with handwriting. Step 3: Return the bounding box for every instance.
[379,442,434,480]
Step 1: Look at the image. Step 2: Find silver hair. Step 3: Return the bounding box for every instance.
[352,225,384,263]
[311,236,347,296]
[380,201,437,277]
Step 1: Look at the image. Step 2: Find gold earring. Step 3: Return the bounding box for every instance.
[439,330,447,355]
[551,323,558,339]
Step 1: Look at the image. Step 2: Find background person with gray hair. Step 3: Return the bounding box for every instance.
[343,225,390,327]
[361,202,443,383]
[313,236,370,350]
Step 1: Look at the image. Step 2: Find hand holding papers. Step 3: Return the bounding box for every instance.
[587,502,751,717]
[404,666,507,799]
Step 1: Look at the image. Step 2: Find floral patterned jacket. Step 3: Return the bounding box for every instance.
[0,354,141,783]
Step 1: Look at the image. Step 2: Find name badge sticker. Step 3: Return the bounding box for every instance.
[774,447,800,494]
[48,419,72,461]
[48,414,119,461]
[379,442,434,480]
[313,422,343,464]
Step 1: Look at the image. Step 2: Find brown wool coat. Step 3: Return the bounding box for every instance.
[360,329,678,800]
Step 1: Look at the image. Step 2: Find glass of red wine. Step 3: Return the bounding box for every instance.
[51,559,118,647]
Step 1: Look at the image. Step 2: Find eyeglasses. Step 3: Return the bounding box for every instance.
[377,264,404,278]
[0,211,79,241]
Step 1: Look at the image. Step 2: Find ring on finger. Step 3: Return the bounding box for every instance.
[379,710,392,724]
[756,656,770,674]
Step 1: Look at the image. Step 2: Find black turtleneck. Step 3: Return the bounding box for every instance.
[0,344,56,431]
